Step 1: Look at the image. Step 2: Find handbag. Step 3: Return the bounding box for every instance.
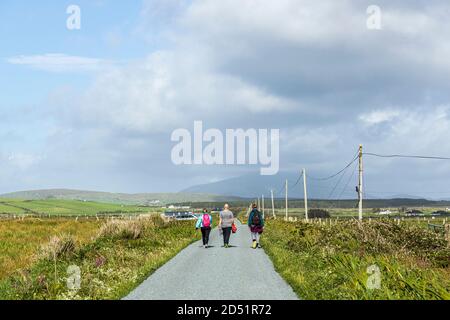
[231,223,237,233]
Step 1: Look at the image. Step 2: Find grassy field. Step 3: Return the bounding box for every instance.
[268,207,450,218]
[260,218,450,300]
[2,200,448,300]
[0,199,175,299]
[0,216,202,300]
[0,219,101,280]
[0,199,156,216]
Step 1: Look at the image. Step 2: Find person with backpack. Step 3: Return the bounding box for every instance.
[248,203,264,249]
[219,204,235,248]
[196,208,212,248]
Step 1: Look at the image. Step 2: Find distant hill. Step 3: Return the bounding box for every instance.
[182,172,359,199]
[182,172,301,198]
[0,189,244,205]
[182,172,446,202]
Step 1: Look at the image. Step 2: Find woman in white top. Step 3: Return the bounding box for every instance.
[218,204,235,248]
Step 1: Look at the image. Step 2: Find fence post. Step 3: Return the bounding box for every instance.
[445,224,450,247]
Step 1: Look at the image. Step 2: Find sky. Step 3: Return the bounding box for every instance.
[1,0,450,198]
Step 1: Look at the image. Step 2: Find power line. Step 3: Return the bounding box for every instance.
[336,160,358,201]
[364,190,450,194]
[327,162,351,200]
[289,171,303,189]
[308,154,359,181]
[269,149,450,203]
[274,181,286,196]
[364,153,450,160]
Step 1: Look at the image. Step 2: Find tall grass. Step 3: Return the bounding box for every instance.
[97,219,145,240]
[262,219,450,300]
[0,219,100,280]
[0,216,200,300]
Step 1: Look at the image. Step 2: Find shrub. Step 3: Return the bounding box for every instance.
[97,220,144,240]
[38,234,76,260]
[309,209,330,218]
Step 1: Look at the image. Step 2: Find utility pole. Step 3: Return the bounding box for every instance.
[358,144,363,221]
[303,168,308,222]
[262,194,265,218]
[285,179,288,220]
[271,189,276,219]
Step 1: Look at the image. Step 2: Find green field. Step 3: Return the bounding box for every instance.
[0,199,158,216]
[266,207,450,219]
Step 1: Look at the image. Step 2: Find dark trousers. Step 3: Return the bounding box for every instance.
[201,227,211,245]
[222,227,232,245]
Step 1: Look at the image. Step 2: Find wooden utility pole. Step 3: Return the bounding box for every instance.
[358,144,363,221]
[285,179,288,220]
[303,168,308,222]
[262,194,265,218]
[271,189,276,219]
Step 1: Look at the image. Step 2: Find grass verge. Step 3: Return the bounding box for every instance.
[0,217,200,300]
[262,219,450,300]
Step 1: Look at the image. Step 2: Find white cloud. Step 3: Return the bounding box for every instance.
[181,0,363,45]
[53,50,298,134]
[7,53,116,73]
[359,110,400,125]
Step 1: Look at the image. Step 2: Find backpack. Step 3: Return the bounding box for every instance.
[202,214,211,228]
[252,210,261,226]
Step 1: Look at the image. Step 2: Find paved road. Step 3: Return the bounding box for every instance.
[124,220,299,300]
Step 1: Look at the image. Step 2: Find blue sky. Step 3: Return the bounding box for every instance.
[1,0,450,198]
[0,1,148,105]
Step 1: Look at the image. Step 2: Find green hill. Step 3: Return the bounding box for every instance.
[0,189,244,205]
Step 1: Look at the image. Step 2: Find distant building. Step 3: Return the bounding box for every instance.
[167,205,190,209]
[164,210,196,220]
[378,209,391,215]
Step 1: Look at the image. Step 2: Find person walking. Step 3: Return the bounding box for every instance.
[219,204,234,248]
[196,208,212,248]
[248,203,264,249]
